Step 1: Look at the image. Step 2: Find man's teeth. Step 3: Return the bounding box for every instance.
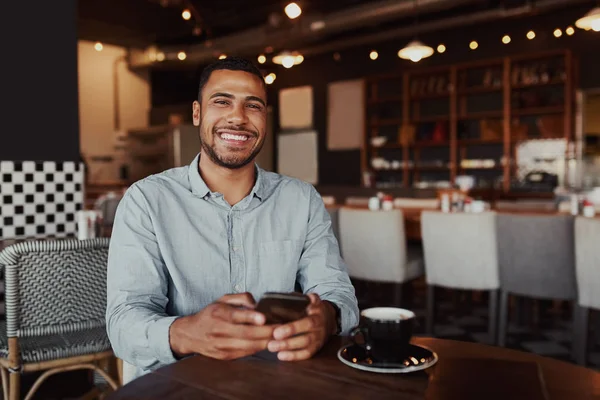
[221,133,248,141]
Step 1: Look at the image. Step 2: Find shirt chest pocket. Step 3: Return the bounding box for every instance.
[258,240,303,288]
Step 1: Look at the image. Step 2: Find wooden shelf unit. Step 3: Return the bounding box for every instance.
[362,49,575,193]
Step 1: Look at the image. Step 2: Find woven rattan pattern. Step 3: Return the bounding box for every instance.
[0,321,111,363]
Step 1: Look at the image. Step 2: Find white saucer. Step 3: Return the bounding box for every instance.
[337,343,438,374]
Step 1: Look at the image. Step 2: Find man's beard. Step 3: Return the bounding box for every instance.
[200,124,263,170]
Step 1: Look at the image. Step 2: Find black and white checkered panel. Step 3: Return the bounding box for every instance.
[0,161,85,240]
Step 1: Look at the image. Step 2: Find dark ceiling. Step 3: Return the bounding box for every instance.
[78,0,372,47]
[77,0,596,53]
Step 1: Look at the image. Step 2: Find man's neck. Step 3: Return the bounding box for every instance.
[198,154,256,206]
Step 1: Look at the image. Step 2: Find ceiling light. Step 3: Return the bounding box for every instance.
[284,2,302,19]
[192,26,202,36]
[265,73,276,85]
[437,44,446,53]
[310,20,325,31]
[258,55,266,64]
[218,54,227,60]
[333,52,341,61]
[272,51,303,68]
[502,35,511,44]
[398,40,434,62]
[469,41,478,50]
[156,52,165,62]
[576,7,600,31]
[182,9,191,20]
[369,50,378,60]
[554,28,563,38]
[94,42,103,51]
[566,26,575,35]
[527,30,536,40]
[177,51,186,60]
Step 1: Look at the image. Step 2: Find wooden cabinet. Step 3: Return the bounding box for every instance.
[363,49,574,194]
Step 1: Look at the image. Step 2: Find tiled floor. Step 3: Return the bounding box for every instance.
[354,279,600,370]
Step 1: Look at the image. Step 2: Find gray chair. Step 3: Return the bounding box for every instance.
[421,211,500,344]
[0,239,119,400]
[95,192,123,229]
[573,217,600,365]
[496,214,577,347]
[338,208,423,306]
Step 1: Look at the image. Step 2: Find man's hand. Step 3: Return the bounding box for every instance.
[169,293,277,360]
[266,293,337,361]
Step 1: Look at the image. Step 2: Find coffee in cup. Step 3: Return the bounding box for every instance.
[350,307,415,363]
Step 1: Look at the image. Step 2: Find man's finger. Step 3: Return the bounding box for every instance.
[218,292,257,308]
[212,321,276,340]
[211,304,266,325]
[277,348,314,361]
[307,293,321,306]
[267,333,313,352]
[273,315,320,340]
[213,337,270,353]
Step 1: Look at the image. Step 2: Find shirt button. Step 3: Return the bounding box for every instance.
[233,247,239,252]
[234,284,242,292]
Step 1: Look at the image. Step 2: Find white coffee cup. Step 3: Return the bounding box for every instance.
[368,197,381,211]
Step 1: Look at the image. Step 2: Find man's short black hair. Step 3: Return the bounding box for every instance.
[197,56,265,101]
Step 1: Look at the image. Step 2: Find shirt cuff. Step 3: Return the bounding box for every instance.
[321,297,359,336]
[147,316,181,365]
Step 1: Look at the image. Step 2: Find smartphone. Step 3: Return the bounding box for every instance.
[255,292,311,324]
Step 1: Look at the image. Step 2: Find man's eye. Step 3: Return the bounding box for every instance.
[248,104,262,110]
[215,100,229,105]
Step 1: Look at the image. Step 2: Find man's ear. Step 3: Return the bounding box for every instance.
[192,101,201,127]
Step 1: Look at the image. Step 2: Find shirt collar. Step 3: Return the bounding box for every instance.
[188,153,265,201]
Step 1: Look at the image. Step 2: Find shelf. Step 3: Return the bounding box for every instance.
[458,139,504,145]
[370,143,402,150]
[458,86,503,95]
[371,141,451,149]
[512,106,564,116]
[413,141,450,148]
[370,118,403,126]
[458,110,503,120]
[410,92,450,100]
[411,116,450,123]
[367,96,403,104]
[414,166,450,171]
[459,166,504,171]
[373,169,406,173]
[512,79,565,89]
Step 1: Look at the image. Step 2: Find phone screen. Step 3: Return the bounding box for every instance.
[255,292,310,324]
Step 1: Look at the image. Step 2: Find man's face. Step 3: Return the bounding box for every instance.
[193,70,267,169]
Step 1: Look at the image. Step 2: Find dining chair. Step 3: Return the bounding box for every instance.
[573,217,600,365]
[420,211,500,344]
[0,238,119,400]
[338,208,423,307]
[95,191,123,230]
[496,214,577,348]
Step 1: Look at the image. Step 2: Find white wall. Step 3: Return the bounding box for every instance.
[78,40,150,183]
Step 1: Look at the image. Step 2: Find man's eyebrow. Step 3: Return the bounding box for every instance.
[246,96,266,107]
[209,92,234,100]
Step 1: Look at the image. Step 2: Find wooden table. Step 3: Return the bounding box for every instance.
[107,336,600,399]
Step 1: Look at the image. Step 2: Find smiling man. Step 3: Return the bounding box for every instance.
[106,57,359,379]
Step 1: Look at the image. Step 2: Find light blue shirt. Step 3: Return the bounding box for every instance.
[106,154,359,377]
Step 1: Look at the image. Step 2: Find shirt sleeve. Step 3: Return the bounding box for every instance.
[105,183,179,371]
[296,185,360,335]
